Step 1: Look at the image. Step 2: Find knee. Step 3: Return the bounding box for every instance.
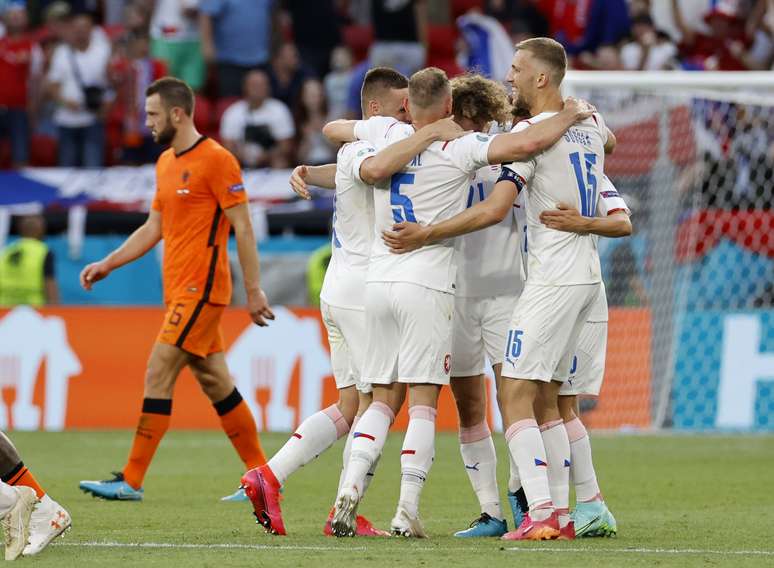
[144,362,175,397]
[558,396,577,422]
[454,393,486,428]
[336,388,360,424]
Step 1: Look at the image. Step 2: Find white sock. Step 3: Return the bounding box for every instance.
[268,404,350,485]
[565,417,602,502]
[508,450,521,494]
[0,482,18,517]
[459,421,502,520]
[338,416,358,495]
[540,419,571,522]
[505,419,553,520]
[342,402,394,496]
[398,406,436,518]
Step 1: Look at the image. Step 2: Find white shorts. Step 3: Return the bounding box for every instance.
[321,301,371,394]
[451,295,517,377]
[363,282,454,386]
[501,283,601,383]
[560,321,608,396]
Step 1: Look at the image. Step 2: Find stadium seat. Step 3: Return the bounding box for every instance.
[193,95,214,137]
[342,25,373,63]
[426,25,464,77]
[215,97,240,126]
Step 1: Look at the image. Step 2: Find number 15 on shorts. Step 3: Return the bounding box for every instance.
[505,329,524,365]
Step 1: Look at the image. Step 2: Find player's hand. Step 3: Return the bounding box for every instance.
[289,165,312,200]
[539,202,590,234]
[381,222,431,254]
[564,97,596,121]
[79,260,111,291]
[247,288,275,327]
[425,117,467,142]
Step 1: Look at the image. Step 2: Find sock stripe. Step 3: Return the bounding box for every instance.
[400,449,416,455]
[353,432,375,441]
[5,466,27,486]
[292,433,302,439]
[1,461,24,484]
[141,398,172,415]
[213,388,243,416]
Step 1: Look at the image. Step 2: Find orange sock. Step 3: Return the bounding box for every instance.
[215,388,265,470]
[122,398,172,489]
[3,462,45,498]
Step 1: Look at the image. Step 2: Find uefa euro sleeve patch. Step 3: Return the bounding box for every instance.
[229,183,245,193]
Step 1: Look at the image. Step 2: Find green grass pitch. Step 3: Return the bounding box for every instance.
[9,430,774,567]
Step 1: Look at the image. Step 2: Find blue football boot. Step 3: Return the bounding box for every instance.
[454,513,508,537]
[79,472,143,501]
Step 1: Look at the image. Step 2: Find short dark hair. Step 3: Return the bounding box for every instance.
[515,37,568,85]
[146,77,195,116]
[361,67,408,109]
[408,67,450,109]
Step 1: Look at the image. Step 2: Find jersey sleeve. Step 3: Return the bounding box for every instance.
[498,121,536,192]
[592,112,609,146]
[596,175,630,216]
[448,132,494,172]
[350,142,377,184]
[211,150,249,209]
[353,115,401,146]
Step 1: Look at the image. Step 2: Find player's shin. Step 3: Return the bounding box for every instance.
[505,418,554,521]
[540,419,571,525]
[459,421,502,520]
[214,388,266,470]
[565,416,602,502]
[123,398,172,489]
[341,402,394,496]
[269,405,350,486]
[398,405,437,519]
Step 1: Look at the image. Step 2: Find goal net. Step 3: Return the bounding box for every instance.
[562,71,774,432]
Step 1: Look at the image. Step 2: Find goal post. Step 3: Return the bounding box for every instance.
[561,71,774,431]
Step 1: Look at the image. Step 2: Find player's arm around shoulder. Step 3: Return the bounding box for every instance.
[322,119,358,144]
[382,178,518,254]
[486,97,595,164]
[539,205,632,237]
[290,163,337,200]
[79,209,162,290]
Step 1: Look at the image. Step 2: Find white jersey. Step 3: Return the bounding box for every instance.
[515,173,630,323]
[354,116,494,293]
[504,112,608,286]
[319,140,377,310]
[456,163,523,298]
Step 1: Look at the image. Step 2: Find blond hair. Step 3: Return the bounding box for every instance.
[515,37,567,85]
[451,74,511,127]
[408,67,451,109]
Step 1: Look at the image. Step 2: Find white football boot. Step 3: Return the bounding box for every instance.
[390,506,428,538]
[1,486,36,560]
[22,494,71,556]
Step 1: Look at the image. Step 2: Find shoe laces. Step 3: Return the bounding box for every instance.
[101,471,125,483]
[468,512,493,528]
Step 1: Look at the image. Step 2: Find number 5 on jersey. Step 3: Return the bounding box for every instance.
[391,173,417,223]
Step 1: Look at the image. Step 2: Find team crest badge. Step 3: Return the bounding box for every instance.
[182,170,190,183]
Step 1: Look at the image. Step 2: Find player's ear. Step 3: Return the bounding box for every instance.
[536,71,549,90]
[368,99,379,116]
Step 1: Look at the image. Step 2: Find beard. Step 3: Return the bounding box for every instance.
[511,92,532,121]
[153,121,177,146]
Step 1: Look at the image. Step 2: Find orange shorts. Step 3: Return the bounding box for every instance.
[157,298,225,358]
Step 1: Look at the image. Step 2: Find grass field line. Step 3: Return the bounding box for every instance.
[52,541,774,556]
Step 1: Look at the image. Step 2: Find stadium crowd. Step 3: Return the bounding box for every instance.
[1,0,774,169]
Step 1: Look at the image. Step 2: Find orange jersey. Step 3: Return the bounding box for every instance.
[151,137,247,305]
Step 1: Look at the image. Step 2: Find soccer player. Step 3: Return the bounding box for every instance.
[380,39,612,540]
[241,68,463,537]
[323,66,592,537]
[539,175,631,537]
[78,77,274,501]
[0,432,70,557]
[442,75,522,539]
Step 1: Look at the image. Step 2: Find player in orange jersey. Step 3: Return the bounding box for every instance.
[78,77,274,501]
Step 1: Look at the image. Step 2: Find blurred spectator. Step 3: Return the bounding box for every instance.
[122,0,151,37]
[620,14,679,70]
[672,0,751,70]
[485,0,549,38]
[537,0,630,57]
[324,46,353,120]
[743,0,774,69]
[0,1,42,168]
[268,42,308,110]
[457,6,514,79]
[344,57,372,118]
[0,214,59,307]
[294,78,336,165]
[199,0,278,98]
[220,69,294,168]
[46,11,110,167]
[369,0,427,75]
[283,0,341,78]
[108,31,167,164]
[150,0,205,91]
[40,1,71,43]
